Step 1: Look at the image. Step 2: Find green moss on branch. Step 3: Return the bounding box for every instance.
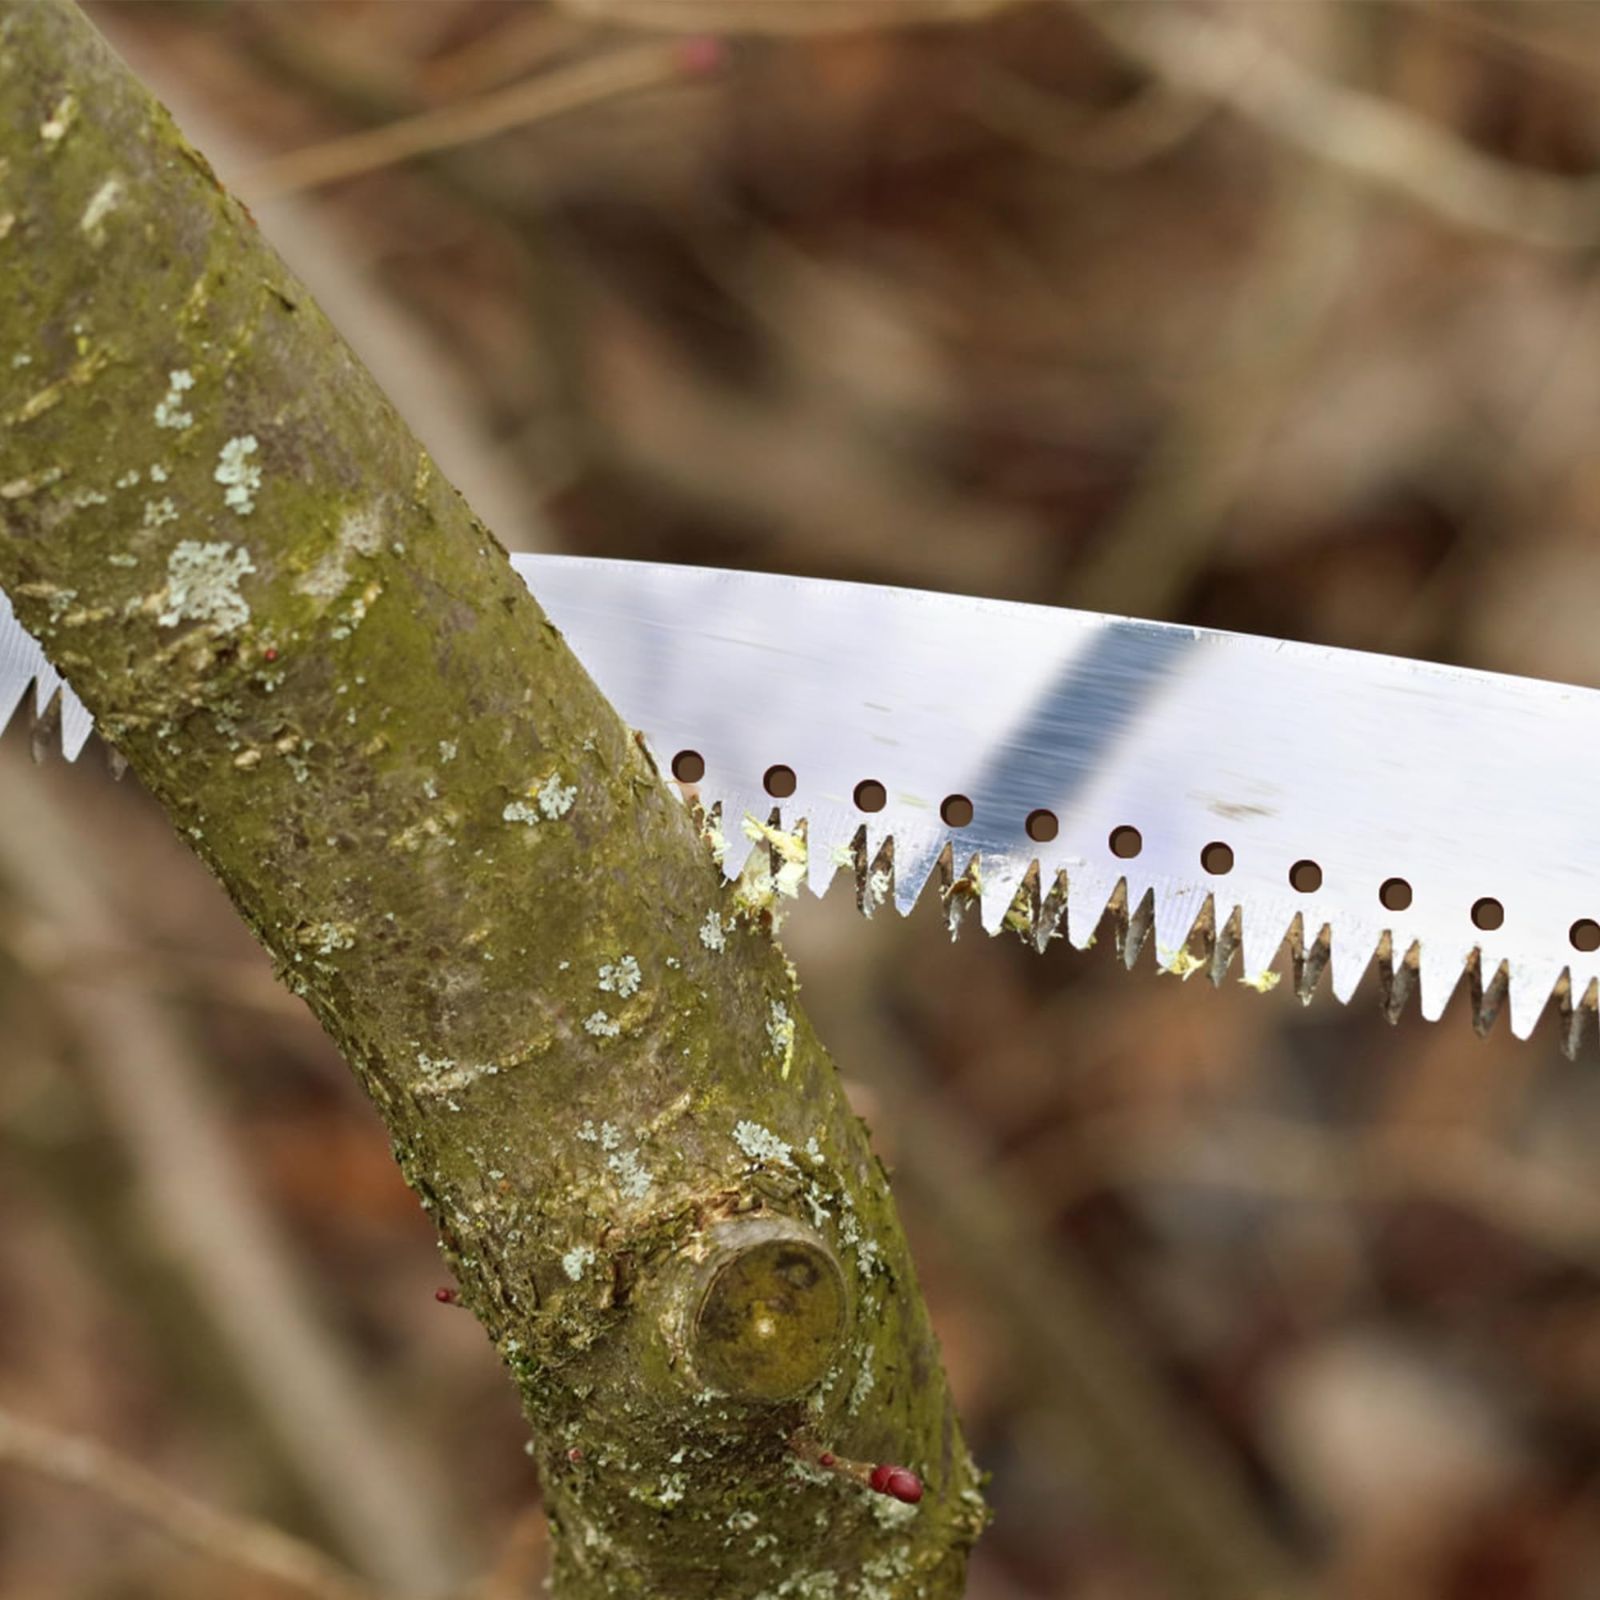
[0,5,983,1594]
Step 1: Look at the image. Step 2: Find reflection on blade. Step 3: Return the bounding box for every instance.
[5,554,1600,1052]
[518,558,1600,1052]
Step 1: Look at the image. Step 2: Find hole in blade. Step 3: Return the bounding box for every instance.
[1109,825,1142,860]
[763,763,796,799]
[940,794,973,828]
[672,749,705,783]
[1200,841,1233,876]
[853,779,887,814]
[1026,809,1058,843]
[1471,896,1504,932]
[1289,859,1322,894]
[1379,877,1412,913]
[1572,919,1600,953]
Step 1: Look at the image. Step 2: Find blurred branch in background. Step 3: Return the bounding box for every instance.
[1068,6,1366,619]
[561,0,1600,251]
[0,755,464,1595]
[955,56,1224,174]
[550,0,1017,34]
[1078,2,1600,252]
[244,39,692,199]
[0,1406,381,1600]
[26,0,1600,1595]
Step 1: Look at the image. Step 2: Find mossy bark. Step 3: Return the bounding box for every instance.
[0,5,985,1595]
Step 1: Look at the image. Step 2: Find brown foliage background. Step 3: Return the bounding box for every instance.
[8,3,1600,1596]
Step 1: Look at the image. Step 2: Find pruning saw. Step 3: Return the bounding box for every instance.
[4,556,1597,1052]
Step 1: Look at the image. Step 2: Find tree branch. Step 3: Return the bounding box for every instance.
[0,5,982,1596]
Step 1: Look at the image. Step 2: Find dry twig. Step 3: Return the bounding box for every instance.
[549,0,1017,34]
[0,1406,382,1600]
[1079,2,1600,252]
[544,0,1600,249]
[243,40,688,198]
[957,60,1222,173]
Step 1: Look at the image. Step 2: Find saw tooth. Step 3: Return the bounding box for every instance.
[1209,902,1243,986]
[1329,922,1379,1005]
[1035,868,1071,951]
[1120,882,1157,969]
[698,798,730,871]
[1504,957,1561,1041]
[29,688,63,765]
[978,853,1032,937]
[1292,916,1333,1004]
[997,861,1043,945]
[1064,861,1117,950]
[707,787,767,881]
[933,843,971,939]
[0,602,92,760]
[60,689,94,760]
[805,811,850,899]
[1239,902,1290,987]
[1468,952,1512,1038]
[1417,938,1471,1022]
[1174,892,1221,982]
[1559,977,1598,1060]
[0,666,29,744]
[890,860,926,917]
[858,831,895,919]
[31,656,63,719]
[1153,882,1210,974]
[890,825,947,917]
[1378,935,1419,1024]
[757,806,811,901]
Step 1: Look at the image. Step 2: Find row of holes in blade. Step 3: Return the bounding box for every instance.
[669,750,1600,955]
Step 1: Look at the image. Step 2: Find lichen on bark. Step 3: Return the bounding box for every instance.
[0,4,985,1594]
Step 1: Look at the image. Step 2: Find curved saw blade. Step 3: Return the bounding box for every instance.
[5,556,1598,1046]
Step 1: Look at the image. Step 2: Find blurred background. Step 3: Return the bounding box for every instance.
[8,2,1600,1596]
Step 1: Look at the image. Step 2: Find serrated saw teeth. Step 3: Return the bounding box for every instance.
[1377,937,1419,1026]
[1210,904,1244,988]
[1564,978,1598,1057]
[1120,884,1156,970]
[1506,958,1560,1041]
[850,829,895,919]
[11,553,1600,1055]
[1330,925,1378,1006]
[1239,900,1290,986]
[1034,868,1071,953]
[1417,939,1472,1023]
[0,675,26,741]
[978,856,1032,937]
[1291,918,1333,1005]
[1062,862,1116,952]
[890,830,946,918]
[1469,953,1510,1039]
[1152,881,1210,972]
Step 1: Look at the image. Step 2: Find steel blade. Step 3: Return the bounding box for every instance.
[515,558,1600,1046]
[5,555,1599,1046]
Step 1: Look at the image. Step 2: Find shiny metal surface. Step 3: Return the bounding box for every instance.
[6,556,1599,1043]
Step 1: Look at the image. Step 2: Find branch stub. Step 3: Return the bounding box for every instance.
[688,1217,847,1404]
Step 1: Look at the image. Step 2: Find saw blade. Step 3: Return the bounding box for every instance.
[5,556,1598,1047]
